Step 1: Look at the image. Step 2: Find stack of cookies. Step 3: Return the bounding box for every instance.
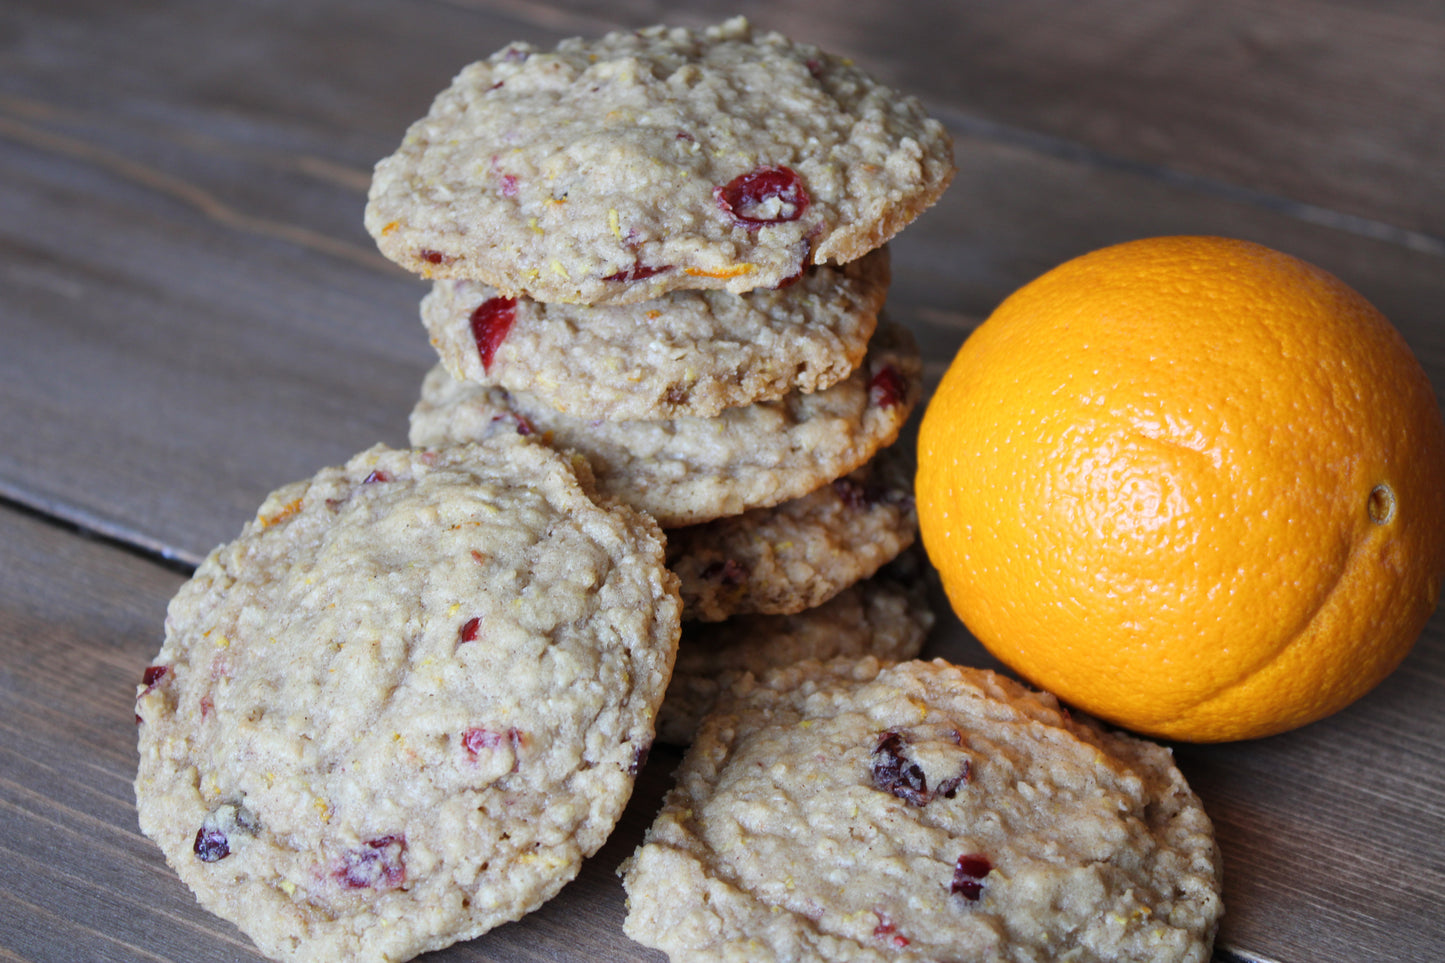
[366,17,958,742]
[135,19,1226,963]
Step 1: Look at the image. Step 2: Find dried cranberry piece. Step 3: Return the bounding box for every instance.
[470,297,517,373]
[191,800,259,863]
[868,365,907,409]
[628,741,652,776]
[952,853,992,901]
[933,760,972,800]
[337,835,406,890]
[833,477,869,510]
[488,411,533,437]
[715,166,810,229]
[419,249,450,265]
[871,731,930,806]
[603,262,671,282]
[499,173,518,196]
[872,912,909,948]
[194,827,230,862]
[835,476,907,511]
[462,727,503,755]
[362,469,390,484]
[462,726,523,767]
[700,558,748,586]
[459,617,481,644]
[137,665,170,721]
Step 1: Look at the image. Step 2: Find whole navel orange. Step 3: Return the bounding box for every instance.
[916,236,1445,741]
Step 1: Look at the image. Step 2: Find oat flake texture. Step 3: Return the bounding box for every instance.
[409,321,923,528]
[364,17,955,304]
[135,438,680,963]
[666,447,918,622]
[420,248,890,421]
[623,658,1224,962]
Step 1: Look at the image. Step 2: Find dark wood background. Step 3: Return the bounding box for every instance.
[2,1,1443,961]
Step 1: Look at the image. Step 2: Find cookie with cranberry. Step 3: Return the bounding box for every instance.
[656,550,933,745]
[364,17,954,305]
[409,320,921,528]
[420,248,889,420]
[623,657,1224,963]
[668,446,916,622]
[134,438,680,963]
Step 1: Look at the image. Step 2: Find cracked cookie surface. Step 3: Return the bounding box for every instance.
[624,658,1223,963]
[135,438,680,963]
[365,17,953,304]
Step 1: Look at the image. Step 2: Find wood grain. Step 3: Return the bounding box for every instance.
[486,0,1445,244]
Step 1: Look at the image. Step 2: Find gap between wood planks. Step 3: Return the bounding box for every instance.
[0,494,196,579]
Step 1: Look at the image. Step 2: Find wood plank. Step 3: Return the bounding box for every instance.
[0,506,673,962]
[11,0,1441,240]
[3,107,1444,564]
[2,0,1443,562]
[486,0,1445,242]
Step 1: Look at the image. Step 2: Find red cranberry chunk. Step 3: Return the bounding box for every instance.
[419,249,450,265]
[462,726,504,756]
[833,477,869,510]
[470,297,517,373]
[952,853,992,901]
[362,469,390,485]
[603,262,671,282]
[933,760,972,800]
[459,617,481,644]
[715,166,810,228]
[871,731,931,806]
[700,558,748,586]
[141,665,168,690]
[462,726,524,767]
[868,365,907,409]
[337,835,406,889]
[194,827,230,862]
[772,237,815,290]
[628,741,652,776]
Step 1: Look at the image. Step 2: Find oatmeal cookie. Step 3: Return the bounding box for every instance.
[656,551,933,745]
[669,446,916,622]
[420,248,889,420]
[365,18,954,304]
[135,438,680,963]
[409,321,922,527]
[624,658,1224,962]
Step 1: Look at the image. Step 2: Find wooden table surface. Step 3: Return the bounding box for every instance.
[3,1,1443,961]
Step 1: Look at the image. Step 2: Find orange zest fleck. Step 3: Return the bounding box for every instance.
[684,263,755,280]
